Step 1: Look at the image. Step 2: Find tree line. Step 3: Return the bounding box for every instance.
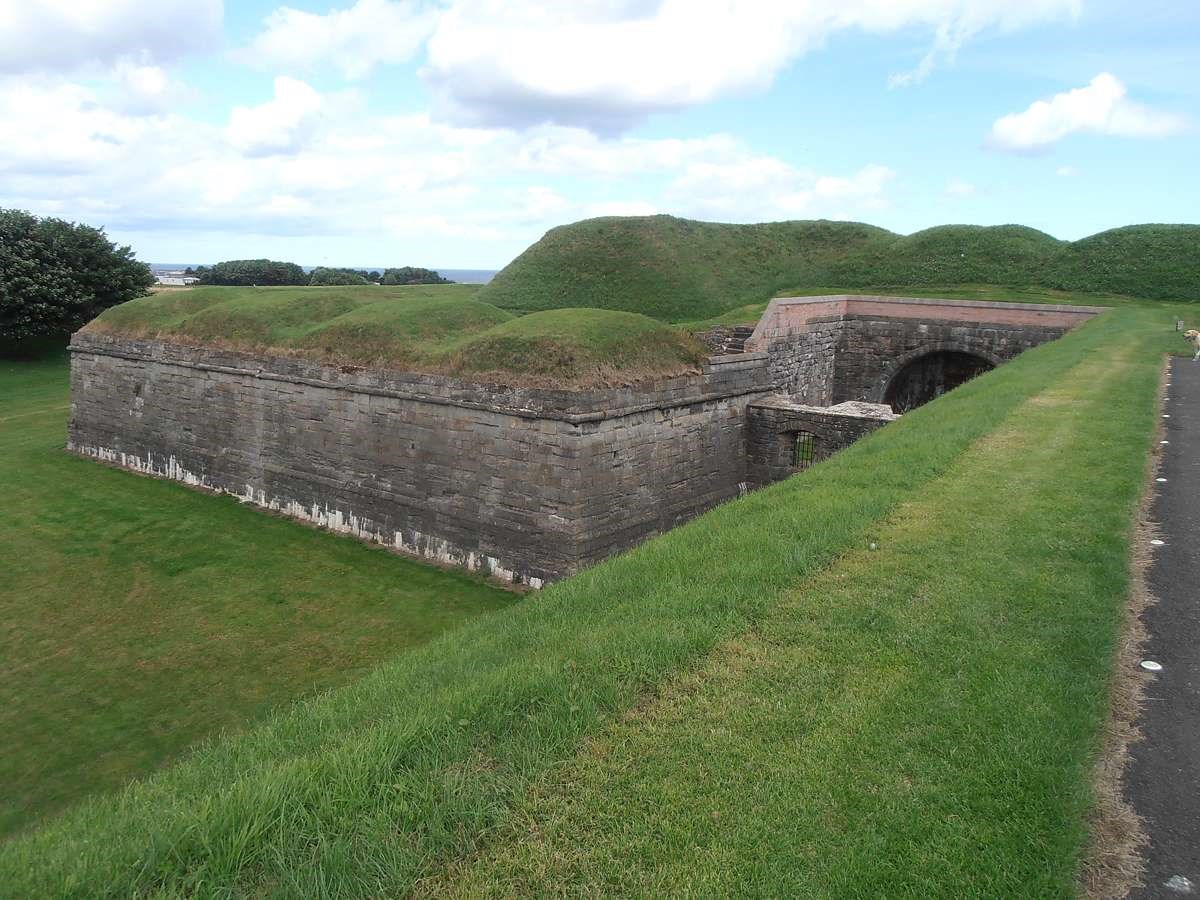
[186,261,453,286]
[1,208,457,355]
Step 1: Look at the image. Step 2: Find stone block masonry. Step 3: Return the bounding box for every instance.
[68,333,772,586]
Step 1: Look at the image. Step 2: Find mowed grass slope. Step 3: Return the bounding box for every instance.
[478,215,1200,320]
[0,299,1175,896]
[0,355,514,839]
[87,284,706,385]
[426,330,1158,897]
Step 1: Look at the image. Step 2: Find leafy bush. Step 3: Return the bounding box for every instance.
[382,267,452,285]
[309,267,372,286]
[198,259,308,286]
[0,208,154,350]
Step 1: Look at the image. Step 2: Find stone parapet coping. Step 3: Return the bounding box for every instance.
[747,294,1108,350]
[750,395,899,421]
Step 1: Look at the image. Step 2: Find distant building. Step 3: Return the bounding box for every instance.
[155,272,200,286]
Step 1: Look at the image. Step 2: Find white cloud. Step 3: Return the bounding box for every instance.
[1056,165,1076,176]
[668,160,895,222]
[945,177,977,197]
[225,77,327,157]
[420,0,1080,131]
[0,0,222,74]
[586,200,659,218]
[0,71,898,263]
[519,186,571,222]
[885,0,1081,87]
[511,130,742,176]
[989,73,1188,152]
[233,0,438,79]
[0,80,158,174]
[110,62,198,115]
[118,64,170,99]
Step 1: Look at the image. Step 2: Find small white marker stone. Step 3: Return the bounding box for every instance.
[1165,874,1194,894]
[1140,660,1164,672]
[1162,440,1170,444]
[1164,414,1171,418]
[1158,477,1168,482]
[1151,539,1166,546]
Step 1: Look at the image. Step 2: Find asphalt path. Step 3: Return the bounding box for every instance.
[1127,356,1200,898]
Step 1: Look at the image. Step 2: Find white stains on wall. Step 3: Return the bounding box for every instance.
[82,444,210,488]
[68,442,543,589]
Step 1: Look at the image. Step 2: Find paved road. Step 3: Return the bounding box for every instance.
[1127,356,1200,898]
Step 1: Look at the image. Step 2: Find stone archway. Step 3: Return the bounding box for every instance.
[881,348,996,413]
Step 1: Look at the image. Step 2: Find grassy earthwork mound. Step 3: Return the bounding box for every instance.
[477,216,894,321]
[478,216,1200,320]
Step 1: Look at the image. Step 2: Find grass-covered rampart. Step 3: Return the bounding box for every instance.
[0,299,1175,896]
[478,215,1200,320]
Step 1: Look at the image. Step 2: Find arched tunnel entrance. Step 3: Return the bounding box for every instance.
[883,350,995,413]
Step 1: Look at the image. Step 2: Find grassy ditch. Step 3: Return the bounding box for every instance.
[0,303,1174,895]
[0,355,514,840]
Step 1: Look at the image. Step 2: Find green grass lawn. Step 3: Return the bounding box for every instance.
[0,293,1181,896]
[0,354,515,840]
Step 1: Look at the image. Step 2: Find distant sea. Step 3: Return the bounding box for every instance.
[149,264,499,284]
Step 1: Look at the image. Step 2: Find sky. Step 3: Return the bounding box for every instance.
[0,1,1196,268]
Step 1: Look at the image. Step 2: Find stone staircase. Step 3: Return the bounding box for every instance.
[698,324,756,355]
[724,325,756,353]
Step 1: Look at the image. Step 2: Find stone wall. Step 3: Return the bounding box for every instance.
[747,295,1105,408]
[68,333,772,585]
[68,295,1104,586]
[746,398,898,486]
[745,298,846,403]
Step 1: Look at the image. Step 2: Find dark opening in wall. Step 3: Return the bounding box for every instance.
[883,350,994,413]
[792,431,817,469]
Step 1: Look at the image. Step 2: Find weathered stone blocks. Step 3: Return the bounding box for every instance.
[68,333,772,585]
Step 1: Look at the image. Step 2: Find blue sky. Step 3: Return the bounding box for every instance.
[1,0,1196,268]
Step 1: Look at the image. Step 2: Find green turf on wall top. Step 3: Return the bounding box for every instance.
[86,284,707,385]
